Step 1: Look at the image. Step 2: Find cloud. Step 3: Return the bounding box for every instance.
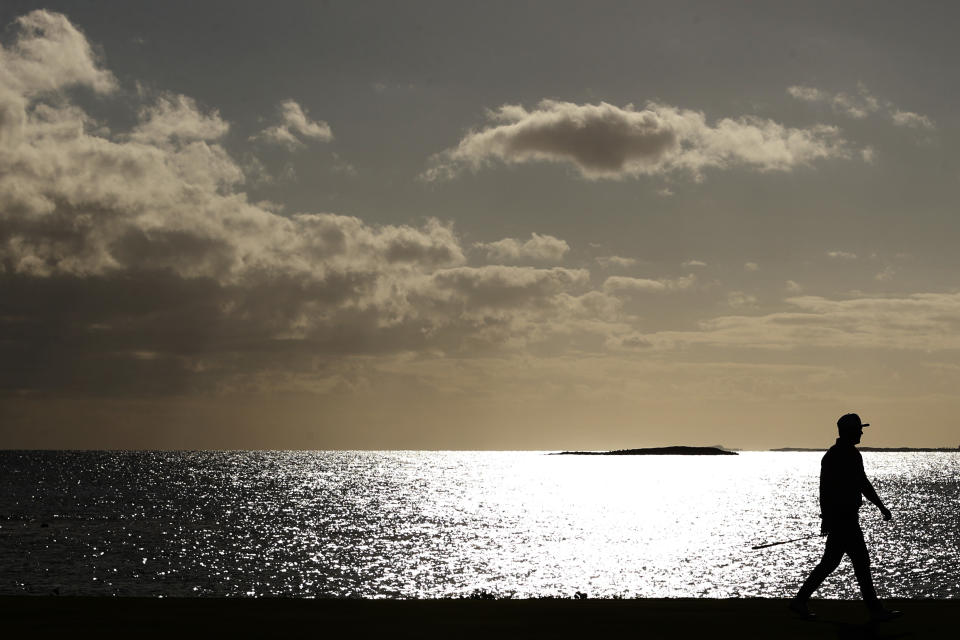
[0,10,117,97]
[0,16,459,287]
[875,266,896,282]
[827,251,857,260]
[475,233,569,263]
[744,262,759,271]
[833,90,879,119]
[130,93,229,145]
[727,291,758,309]
[596,255,637,269]
[788,83,879,119]
[682,259,707,268]
[788,84,935,130]
[890,110,935,130]
[252,99,333,149]
[785,86,823,103]
[785,280,803,293]
[330,152,357,176]
[0,10,116,150]
[603,274,696,294]
[622,292,960,353]
[426,266,589,311]
[423,99,850,181]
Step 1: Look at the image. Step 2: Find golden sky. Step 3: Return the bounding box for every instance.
[1,3,958,449]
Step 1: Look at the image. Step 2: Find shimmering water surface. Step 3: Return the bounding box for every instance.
[1,451,957,598]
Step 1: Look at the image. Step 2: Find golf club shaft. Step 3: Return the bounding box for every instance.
[751,534,819,550]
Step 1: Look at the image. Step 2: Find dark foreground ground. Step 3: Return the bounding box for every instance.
[2,597,953,639]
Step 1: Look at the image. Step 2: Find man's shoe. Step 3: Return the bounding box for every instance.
[870,608,903,622]
[788,599,816,619]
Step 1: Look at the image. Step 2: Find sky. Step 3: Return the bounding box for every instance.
[1,1,959,450]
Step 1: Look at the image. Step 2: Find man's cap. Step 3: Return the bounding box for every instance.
[837,413,870,430]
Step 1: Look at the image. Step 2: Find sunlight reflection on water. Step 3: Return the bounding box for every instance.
[1,450,957,597]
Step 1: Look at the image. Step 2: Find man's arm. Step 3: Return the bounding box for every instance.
[818,466,831,534]
[859,456,893,520]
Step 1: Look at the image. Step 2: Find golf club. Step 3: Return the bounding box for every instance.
[750,534,819,550]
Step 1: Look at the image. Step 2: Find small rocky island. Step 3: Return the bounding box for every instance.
[554,446,737,456]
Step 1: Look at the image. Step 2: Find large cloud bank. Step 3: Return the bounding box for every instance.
[423,99,850,181]
[0,11,626,395]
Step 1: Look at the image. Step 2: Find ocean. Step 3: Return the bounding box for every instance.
[1,450,957,598]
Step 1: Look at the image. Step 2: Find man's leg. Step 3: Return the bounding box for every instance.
[845,525,880,610]
[795,530,844,602]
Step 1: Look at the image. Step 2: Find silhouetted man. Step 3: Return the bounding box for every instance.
[790,413,901,622]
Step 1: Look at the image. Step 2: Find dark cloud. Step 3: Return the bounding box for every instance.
[424,100,851,181]
[0,272,226,395]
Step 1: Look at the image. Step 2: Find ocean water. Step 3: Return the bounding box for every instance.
[0,450,957,598]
